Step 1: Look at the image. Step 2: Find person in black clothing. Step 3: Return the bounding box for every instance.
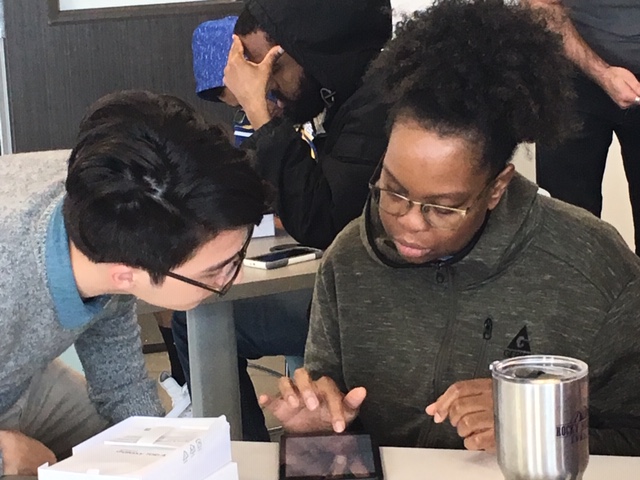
[172,0,392,441]
[225,0,392,249]
[526,0,640,255]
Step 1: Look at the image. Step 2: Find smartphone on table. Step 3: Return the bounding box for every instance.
[243,246,323,270]
[279,432,384,480]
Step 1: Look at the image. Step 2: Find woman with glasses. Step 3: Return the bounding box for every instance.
[260,0,640,456]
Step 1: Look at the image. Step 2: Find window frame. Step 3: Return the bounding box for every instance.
[48,0,243,25]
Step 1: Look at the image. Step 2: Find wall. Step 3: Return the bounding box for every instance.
[3,0,241,152]
[392,0,434,23]
[600,138,634,250]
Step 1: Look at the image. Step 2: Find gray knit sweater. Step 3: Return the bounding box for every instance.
[306,173,640,455]
[0,151,163,471]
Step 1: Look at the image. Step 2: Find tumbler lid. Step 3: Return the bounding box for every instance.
[491,355,588,383]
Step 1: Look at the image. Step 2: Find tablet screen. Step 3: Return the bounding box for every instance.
[281,433,382,479]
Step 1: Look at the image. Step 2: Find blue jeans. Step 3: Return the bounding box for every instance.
[171,289,312,441]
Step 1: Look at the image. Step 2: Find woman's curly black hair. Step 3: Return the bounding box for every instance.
[367,0,577,175]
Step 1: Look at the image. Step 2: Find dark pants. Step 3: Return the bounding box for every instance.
[171,289,312,441]
[536,72,640,254]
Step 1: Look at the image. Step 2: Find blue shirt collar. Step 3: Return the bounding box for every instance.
[45,199,110,329]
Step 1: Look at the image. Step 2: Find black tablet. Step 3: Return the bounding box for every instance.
[279,432,384,480]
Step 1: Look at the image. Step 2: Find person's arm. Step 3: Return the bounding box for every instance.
[524,0,640,108]
[305,258,347,388]
[587,276,640,455]
[243,111,384,249]
[259,257,366,433]
[0,430,56,475]
[74,297,164,424]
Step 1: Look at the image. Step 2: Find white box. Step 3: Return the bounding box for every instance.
[203,462,239,480]
[252,213,276,238]
[38,416,238,480]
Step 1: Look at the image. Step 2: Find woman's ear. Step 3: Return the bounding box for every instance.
[487,163,516,211]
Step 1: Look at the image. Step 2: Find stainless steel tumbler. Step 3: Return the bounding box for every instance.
[492,355,589,480]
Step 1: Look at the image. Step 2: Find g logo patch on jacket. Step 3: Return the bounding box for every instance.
[504,326,531,358]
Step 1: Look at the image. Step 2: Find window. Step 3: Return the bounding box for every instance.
[59,0,210,11]
[49,0,240,23]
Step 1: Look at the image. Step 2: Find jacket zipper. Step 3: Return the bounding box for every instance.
[417,262,456,447]
[474,317,493,378]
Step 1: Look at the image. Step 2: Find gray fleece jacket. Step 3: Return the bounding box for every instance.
[306,173,640,455]
[0,151,163,472]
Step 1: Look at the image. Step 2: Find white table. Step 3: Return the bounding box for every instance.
[4,442,637,479]
[4,442,638,479]
[182,232,319,440]
[231,441,640,479]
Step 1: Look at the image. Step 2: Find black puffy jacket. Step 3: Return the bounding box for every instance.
[242,0,392,249]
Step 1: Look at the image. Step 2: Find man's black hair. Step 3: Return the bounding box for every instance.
[367,0,578,176]
[64,90,267,284]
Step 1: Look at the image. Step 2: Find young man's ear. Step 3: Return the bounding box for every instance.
[487,163,516,210]
[108,264,136,291]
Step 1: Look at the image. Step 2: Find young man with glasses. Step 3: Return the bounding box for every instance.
[260,0,640,456]
[0,90,267,475]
